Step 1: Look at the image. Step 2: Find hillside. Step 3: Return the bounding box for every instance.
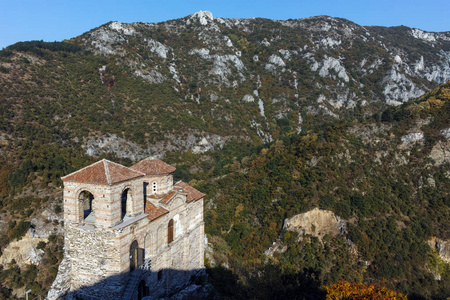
[201,81,450,298]
[0,11,449,299]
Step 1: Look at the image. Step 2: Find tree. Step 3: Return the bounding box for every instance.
[324,280,407,300]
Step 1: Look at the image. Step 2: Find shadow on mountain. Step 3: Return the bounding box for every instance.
[57,264,326,300]
[206,265,326,300]
[61,268,213,300]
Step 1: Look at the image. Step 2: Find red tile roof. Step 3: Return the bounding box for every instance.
[62,159,144,185]
[145,202,169,222]
[173,181,205,203]
[159,191,177,205]
[130,157,176,175]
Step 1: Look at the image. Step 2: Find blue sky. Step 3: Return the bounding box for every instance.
[1,0,449,49]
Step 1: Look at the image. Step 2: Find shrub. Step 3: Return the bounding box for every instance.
[10,221,29,240]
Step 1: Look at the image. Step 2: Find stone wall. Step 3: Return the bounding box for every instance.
[63,178,144,228]
[61,168,204,299]
[65,223,121,290]
[143,174,173,196]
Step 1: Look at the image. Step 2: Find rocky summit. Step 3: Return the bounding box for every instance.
[1,11,450,157]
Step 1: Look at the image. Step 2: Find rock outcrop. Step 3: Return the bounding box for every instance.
[0,233,47,268]
[428,237,450,263]
[283,208,345,238]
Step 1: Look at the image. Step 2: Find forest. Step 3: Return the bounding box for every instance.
[0,20,449,298]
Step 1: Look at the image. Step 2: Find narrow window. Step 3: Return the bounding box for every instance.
[121,189,129,219]
[152,182,157,194]
[143,182,149,209]
[168,219,174,244]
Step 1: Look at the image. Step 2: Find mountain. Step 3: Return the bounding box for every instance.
[0,11,449,299]
[0,11,450,159]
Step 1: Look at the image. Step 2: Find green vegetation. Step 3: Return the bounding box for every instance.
[0,234,63,299]
[197,83,450,298]
[0,16,449,299]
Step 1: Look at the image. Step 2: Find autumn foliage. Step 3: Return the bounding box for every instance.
[324,280,407,300]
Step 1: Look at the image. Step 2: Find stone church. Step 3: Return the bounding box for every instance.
[55,157,205,299]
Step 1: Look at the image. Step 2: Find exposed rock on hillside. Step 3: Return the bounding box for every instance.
[82,133,228,159]
[2,11,450,161]
[283,208,345,238]
[0,233,47,268]
[78,11,450,114]
[428,237,450,263]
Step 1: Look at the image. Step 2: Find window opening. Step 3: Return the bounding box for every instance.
[79,191,94,222]
[143,182,149,206]
[168,219,174,244]
[121,189,129,219]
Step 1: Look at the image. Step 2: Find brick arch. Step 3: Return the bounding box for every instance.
[144,231,154,256]
[168,196,184,210]
[75,187,97,223]
[156,225,165,252]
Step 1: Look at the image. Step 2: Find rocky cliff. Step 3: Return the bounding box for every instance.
[283,207,345,238]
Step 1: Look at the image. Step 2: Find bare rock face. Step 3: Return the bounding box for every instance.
[82,133,229,159]
[428,128,450,166]
[266,208,351,257]
[283,207,345,238]
[428,237,450,263]
[0,232,47,268]
[429,140,450,166]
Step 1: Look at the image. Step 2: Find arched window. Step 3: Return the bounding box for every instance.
[152,182,157,194]
[144,232,152,256]
[166,178,171,190]
[168,219,174,244]
[157,226,164,252]
[79,191,94,222]
[121,189,130,219]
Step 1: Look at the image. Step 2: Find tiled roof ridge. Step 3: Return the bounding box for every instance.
[103,159,112,185]
[106,159,146,176]
[173,181,205,203]
[145,201,170,222]
[137,157,159,164]
[62,158,146,185]
[61,159,104,180]
[130,157,176,175]
[173,180,189,190]
[158,190,178,205]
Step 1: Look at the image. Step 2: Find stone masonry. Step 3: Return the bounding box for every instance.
[50,157,205,299]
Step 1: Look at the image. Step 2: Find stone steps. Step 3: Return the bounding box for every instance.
[122,270,144,300]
